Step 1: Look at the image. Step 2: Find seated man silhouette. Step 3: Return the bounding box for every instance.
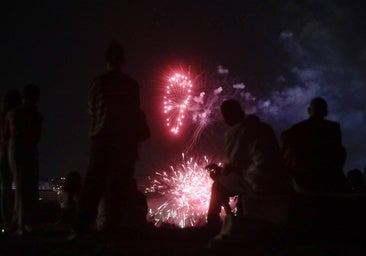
[206,114,260,228]
[282,97,346,193]
[58,171,82,224]
[206,100,290,245]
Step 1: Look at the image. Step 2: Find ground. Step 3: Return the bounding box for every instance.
[1,195,366,256]
[1,221,366,256]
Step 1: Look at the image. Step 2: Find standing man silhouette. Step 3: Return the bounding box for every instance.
[5,84,42,235]
[0,90,22,232]
[72,41,149,238]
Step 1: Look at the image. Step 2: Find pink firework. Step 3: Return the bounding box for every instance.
[145,154,214,228]
[163,73,193,135]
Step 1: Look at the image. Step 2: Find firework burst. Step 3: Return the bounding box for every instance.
[163,72,193,135]
[161,66,257,151]
[145,154,215,228]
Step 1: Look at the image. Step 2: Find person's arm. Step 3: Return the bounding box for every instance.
[132,79,141,107]
[2,111,12,146]
[34,114,42,144]
[334,122,342,146]
[88,80,102,136]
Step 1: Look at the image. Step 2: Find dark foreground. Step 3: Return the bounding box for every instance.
[1,222,366,256]
[2,193,366,256]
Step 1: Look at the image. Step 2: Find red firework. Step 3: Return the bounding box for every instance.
[163,73,192,135]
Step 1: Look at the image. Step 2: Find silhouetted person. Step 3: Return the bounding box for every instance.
[4,84,42,235]
[58,171,82,224]
[282,97,346,193]
[206,99,290,245]
[346,169,365,193]
[72,41,150,238]
[0,90,22,232]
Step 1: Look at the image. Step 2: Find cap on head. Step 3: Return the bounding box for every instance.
[105,40,125,66]
[23,83,40,103]
[308,97,328,118]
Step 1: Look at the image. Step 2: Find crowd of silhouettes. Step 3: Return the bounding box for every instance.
[0,41,366,249]
[205,97,366,247]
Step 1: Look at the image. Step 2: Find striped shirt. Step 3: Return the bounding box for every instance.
[88,70,140,141]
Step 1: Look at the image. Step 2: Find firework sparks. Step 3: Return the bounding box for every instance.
[145,154,215,228]
[163,73,193,135]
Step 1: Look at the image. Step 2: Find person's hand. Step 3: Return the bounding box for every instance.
[205,163,222,180]
[205,163,221,172]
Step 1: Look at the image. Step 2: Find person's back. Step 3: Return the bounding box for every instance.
[89,70,140,142]
[240,116,289,195]
[206,100,290,247]
[72,41,150,239]
[7,102,42,146]
[282,97,346,192]
[289,118,342,168]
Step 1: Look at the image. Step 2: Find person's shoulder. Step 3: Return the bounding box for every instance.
[119,72,139,86]
[323,119,341,129]
[243,116,271,132]
[292,119,309,129]
[101,71,139,86]
[5,108,17,119]
[258,120,276,135]
[281,120,308,138]
[323,119,339,126]
[91,70,116,84]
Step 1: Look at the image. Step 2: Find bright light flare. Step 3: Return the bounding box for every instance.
[163,73,192,135]
[145,154,214,228]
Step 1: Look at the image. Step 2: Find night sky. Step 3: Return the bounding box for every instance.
[1,1,366,180]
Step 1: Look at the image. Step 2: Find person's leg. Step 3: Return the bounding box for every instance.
[222,197,232,215]
[0,151,14,231]
[207,181,229,227]
[102,152,135,234]
[22,148,39,228]
[8,141,25,233]
[208,172,244,224]
[74,141,110,234]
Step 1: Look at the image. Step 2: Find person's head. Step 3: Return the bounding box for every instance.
[1,89,22,116]
[105,40,125,69]
[22,83,40,104]
[220,99,245,126]
[308,97,328,119]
